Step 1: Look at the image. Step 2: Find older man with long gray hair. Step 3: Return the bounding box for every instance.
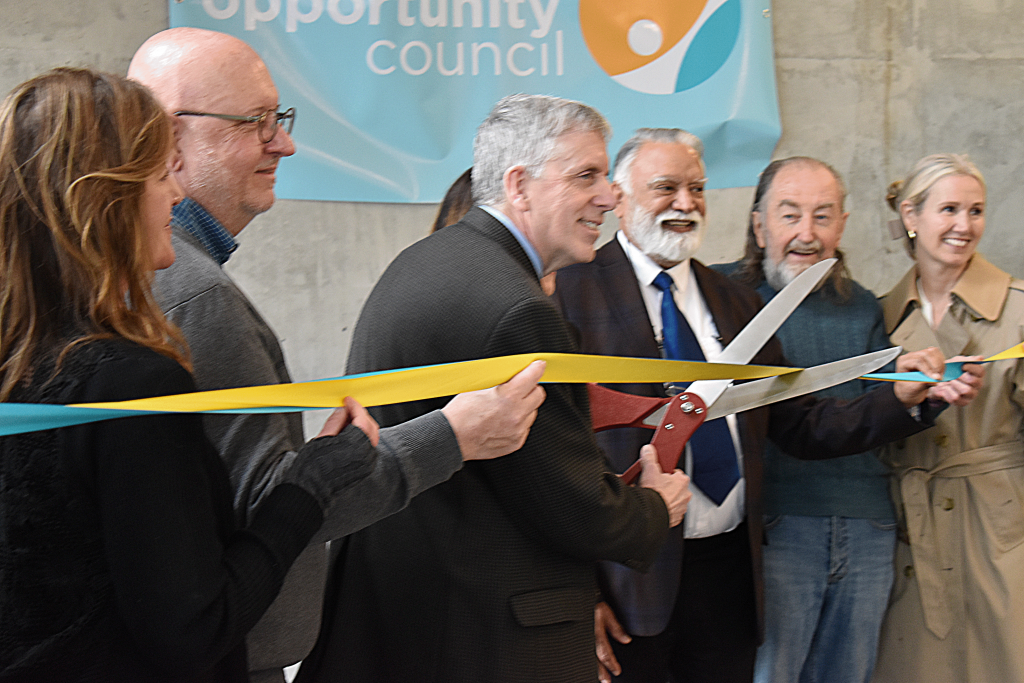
[716,156,983,683]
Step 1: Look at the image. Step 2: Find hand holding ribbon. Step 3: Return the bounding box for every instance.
[927,356,985,407]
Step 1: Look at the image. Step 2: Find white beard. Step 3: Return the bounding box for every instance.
[628,204,706,266]
[762,235,824,291]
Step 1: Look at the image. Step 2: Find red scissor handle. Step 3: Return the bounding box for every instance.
[587,383,708,485]
[588,383,668,431]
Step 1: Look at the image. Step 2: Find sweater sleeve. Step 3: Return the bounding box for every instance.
[165,276,464,543]
[311,409,463,543]
[80,352,324,676]
[768,382,929,459]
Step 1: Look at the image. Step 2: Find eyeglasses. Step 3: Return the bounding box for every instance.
[173,107,296,143]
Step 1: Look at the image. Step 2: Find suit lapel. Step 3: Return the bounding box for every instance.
[692,260,745,346]
[890,306,954,355]
[596,238,661,359]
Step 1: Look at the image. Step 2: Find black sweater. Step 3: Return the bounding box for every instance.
[0,339,324,682]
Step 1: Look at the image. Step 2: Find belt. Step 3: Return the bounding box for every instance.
[894,441,1024,638]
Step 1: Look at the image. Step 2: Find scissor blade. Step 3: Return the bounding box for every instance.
[704,347,902,420]
[641,401,670,427]
[717,257,836,365]
[668,257,838,412]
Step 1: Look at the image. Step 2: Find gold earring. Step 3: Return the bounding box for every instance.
[907,229,916,239]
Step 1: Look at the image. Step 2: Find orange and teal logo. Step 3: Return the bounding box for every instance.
[580,0,741,94]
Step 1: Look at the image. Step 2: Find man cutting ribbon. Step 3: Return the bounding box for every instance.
[299,94,691,683]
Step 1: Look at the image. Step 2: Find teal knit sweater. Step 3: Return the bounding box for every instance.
[713,262,895,521]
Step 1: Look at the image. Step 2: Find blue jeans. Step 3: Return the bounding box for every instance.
[754,516,896,683]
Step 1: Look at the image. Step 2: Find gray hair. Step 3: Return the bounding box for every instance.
[472,94,611,207]
[733,156,851,299]
[612,128,705,195]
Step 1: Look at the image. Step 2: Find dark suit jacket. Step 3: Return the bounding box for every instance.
[300,209,670,683]
[552,237,928,639]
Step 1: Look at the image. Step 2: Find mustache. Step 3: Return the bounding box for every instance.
[784,237,822,253]
[656,210,703,225]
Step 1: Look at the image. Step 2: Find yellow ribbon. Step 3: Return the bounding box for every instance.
[72,353,799,413]
[983,342,1024,362]
[5,342,1017,437]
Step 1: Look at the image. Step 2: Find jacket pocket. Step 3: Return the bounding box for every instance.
[975,468,1024,553]
[509,586,593,627]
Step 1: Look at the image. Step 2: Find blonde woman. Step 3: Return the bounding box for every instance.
[0,68,374,682]
[874,154,1021,682]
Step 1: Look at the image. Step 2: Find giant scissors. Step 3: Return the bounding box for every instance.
[588,259,902,484]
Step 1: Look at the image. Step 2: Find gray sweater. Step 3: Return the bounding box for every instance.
[154,224,463,682]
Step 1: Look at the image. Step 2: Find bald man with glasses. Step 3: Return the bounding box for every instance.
[129,28,545,683]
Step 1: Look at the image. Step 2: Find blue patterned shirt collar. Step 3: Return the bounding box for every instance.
[480,205,544,278]
[172,198,239,266]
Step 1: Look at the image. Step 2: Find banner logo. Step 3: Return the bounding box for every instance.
[171,0,776,201]
[579,0,741,94]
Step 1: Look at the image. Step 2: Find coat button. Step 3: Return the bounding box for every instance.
[934,434,949,447]
[904,565,915,578]
[942,498,955,511]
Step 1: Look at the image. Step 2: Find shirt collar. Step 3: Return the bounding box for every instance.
[617,230,692,294]
[480,205,544,278]
[172,198,239,266]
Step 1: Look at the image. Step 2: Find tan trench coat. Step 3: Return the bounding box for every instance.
[873,255,1024,683]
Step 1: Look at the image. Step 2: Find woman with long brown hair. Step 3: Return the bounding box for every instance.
[0,68,373,683]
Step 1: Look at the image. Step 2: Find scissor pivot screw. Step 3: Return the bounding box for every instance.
[681,402,695,413]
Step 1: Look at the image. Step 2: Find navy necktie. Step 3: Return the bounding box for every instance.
[652,271,739,505]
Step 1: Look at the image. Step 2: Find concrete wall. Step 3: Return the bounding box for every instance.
[3,0,1022,429]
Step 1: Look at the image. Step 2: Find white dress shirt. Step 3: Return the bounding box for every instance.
[617,231,746,539]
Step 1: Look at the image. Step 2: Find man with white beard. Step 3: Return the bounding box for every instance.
[553,134,962,683]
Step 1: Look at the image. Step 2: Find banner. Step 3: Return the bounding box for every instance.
[169,0,780,203]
